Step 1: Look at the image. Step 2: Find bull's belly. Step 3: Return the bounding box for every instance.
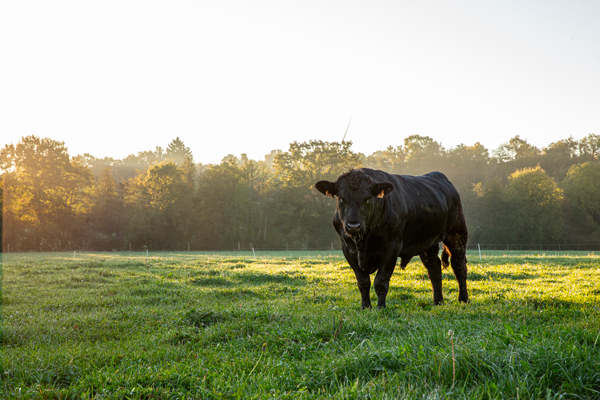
[399,237,442,258]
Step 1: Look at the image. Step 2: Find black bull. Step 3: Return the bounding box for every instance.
[316,168,468,309]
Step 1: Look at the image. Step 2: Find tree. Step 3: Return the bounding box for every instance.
[165,137,193,165]
[272,140,361,248]
[0,177,3,251]
[195,153,273,250]
[494,135,540,162]
[274,140,360,187]
[85,167,125,250]
[445,142,490,191]
[469,179,510,243]
[401,135,448,174]
[579,133,600,161]
[238,154,271,248]
[505,166,564,243]
[539,137,580,181]
[196,155,244,249]
[0,136,92,251]
[404,135,443,160]
[364,146,406,173]
[126,161,195,250]
[561,161,600,241]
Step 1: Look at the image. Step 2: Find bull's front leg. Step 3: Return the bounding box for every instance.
[352,268,372,309]
[373,254,398,309]
[342,240,372,309]
[420,245,444,305]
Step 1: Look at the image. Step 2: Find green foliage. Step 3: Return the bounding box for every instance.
[562,161,600,241]
[3,134,600,251]
[1,136,93,251]
[403,135,444,164]
[85,168,124,250]
[273,140,361,186]
[272,140,362,248]
[197,154,271,250]
[165,137,194,165]
[364,145,405,173]
[445,142,490,191]
[470,180,509,243]
[2,251,600,398]
[126,161,195,250]
[493,135,540,162]
[505,166,564,243]
[470,167,565,244]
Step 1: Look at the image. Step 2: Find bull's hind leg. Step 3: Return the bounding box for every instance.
[419,245,444,305]
[443,233,469,303]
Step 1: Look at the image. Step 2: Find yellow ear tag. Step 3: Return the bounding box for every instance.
[326,191,334,198]
[377,190,385,199]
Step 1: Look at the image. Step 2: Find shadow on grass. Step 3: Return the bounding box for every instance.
[467,271,536,281]
[233,271,307,285]
[187,271,308,288]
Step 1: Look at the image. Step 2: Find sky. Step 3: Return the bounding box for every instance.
[1,0,599,165]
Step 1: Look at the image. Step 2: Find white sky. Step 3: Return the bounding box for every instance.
[1,1,599,164]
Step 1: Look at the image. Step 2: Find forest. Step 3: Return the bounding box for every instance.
[1,133,600,252]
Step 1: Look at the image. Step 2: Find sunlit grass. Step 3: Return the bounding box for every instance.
[2,251,600,398]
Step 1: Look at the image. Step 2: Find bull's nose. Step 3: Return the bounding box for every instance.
[346,222,362,234]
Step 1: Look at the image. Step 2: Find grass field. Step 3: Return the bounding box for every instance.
[2,250,600,399]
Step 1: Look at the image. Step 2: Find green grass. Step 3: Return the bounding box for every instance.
[2,250,600,399]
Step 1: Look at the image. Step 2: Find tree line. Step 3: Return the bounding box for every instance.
[2,133,600,252]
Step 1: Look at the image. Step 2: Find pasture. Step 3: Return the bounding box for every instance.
[2,250,600,399]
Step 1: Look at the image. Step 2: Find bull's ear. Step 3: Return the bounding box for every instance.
[315,180,337,198]
[371,182,394,198]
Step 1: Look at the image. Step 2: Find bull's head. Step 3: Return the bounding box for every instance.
[316,170,394,237]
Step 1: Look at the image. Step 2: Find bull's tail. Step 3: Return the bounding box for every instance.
[441,244,451,269]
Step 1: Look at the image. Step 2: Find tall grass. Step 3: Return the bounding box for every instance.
[2,251,599,398]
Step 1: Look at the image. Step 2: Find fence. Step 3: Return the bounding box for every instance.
[3,243,600,253]
[194,243,599,252]
[245,243,600,252]
[465,243,600,252]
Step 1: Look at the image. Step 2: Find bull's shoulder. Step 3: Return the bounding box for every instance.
[422,171,450,182]
[409,171,456,191]
[393,171,460,202]
[356,167,397,181]
[355,168,453,193]
[388,171,449,187]
[355,168,407,186]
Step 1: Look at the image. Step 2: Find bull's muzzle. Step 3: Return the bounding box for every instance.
[346,222,362,235]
